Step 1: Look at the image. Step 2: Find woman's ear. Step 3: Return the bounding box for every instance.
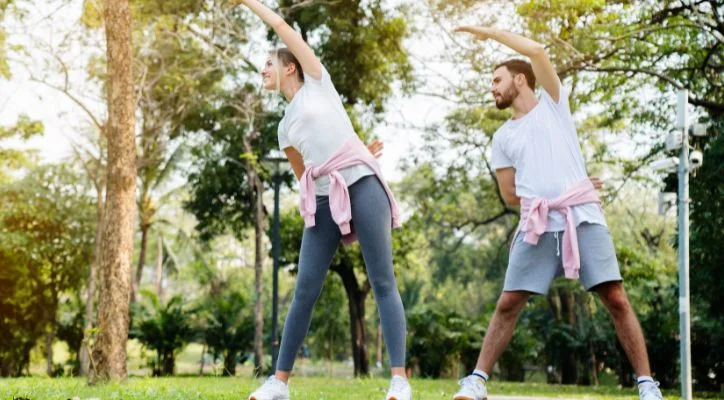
[285,62,297,77]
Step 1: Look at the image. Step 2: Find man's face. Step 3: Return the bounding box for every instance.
[491,67,519,110]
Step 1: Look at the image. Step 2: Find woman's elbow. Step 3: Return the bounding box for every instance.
[503,193,520,206]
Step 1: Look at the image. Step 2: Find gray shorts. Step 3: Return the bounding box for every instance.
[503,222,622,295]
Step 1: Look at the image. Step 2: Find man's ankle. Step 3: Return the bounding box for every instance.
[472,369,489,382]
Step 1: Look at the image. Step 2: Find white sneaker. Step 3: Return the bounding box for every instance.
[452,375,487,400]
[639,381,663,400]
[248,376,290,400]
[386,375,412,400]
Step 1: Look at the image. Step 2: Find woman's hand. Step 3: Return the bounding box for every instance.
[589,176,604,190]
[452,26,492,40]
[367,139,384,158]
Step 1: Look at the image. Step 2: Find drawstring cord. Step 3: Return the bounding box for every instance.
[554,232,561,257]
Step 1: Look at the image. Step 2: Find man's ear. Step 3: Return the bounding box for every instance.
[514,73,526,88]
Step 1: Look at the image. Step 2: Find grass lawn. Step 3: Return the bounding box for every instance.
[0,377,708,400]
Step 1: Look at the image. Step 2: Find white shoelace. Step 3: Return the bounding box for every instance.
[264,376,287,390]
[639,381,662,399]
[389,376,408,392]
[458,376,484,390]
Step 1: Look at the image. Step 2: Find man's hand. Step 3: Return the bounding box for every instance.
[367,139,384,158]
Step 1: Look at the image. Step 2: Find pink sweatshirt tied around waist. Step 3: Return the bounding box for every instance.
[298,137,401,245]
[518,179,601,280]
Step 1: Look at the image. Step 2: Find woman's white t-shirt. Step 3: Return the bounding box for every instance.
[491,86,607,232]
[278,65,374,195]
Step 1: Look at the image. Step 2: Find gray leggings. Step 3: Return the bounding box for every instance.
[276,175,406,371]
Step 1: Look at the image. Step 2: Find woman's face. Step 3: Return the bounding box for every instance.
[261,57,278,91]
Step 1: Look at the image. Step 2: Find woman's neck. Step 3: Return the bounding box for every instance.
[281,79,304,102]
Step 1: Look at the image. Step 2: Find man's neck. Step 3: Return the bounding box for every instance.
[511,91,538,120]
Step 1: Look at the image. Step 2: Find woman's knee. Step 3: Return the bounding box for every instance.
[369,272,397,299]
[291,285,322,309]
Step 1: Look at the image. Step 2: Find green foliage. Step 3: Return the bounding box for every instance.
[307,274,349,363]
[279,0,414,127]
[197,289,254,376]
[406,305,486,378]
[0,165,95,376]
[131,291,196,376]
[183,88,281,241]
[0,0,18,79]
[55,294,87,376]
[688,118,724,391]
[0,114,44,183]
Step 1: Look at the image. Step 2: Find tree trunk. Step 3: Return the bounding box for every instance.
[198,344,206,376]
[333,264,370,376]
[133,224,149,304]
[162,352,175,376]
[45,330,54,377]
[224,350,237,376]
[155,236,163,301]
[46,280,60,377]
[79,145,105,376]
[89,0,136,384]
[242,131,265,377]
[560,288,578,385]
[80,193,102,376]
[590,348,600,386]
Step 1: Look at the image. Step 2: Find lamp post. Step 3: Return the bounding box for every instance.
[676,90,692,400]
[653,90,708,400]
[263,156,288,372]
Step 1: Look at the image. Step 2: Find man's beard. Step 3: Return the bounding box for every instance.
[495,85,519,110]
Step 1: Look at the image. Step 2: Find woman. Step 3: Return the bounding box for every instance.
[235,1,411,400]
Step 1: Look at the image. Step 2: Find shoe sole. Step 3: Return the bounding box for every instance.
[249,397,290,400]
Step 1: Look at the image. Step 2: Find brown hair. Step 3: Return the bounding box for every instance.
[494,59,535,90]
[273,47,304,83]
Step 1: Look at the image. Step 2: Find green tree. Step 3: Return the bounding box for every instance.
[0,115,43,183]
[0,165,95,376]
[131,291,195,376]
[687,119,724,390]
[199,288,254,376]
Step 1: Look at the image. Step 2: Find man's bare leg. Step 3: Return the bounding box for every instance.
[475,291,531,374]
[594,281,651,376]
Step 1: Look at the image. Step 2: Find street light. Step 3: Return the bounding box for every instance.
[650,90,707,400]
[262,153,289,372]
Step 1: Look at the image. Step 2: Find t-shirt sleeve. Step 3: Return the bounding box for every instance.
[278,119,291,150]
[541,85,572,115]
[491,131,514,170]
[303,64,334,90]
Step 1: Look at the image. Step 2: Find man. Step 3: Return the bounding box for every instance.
[450,26,664,400]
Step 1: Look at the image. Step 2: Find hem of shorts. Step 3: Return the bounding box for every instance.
[518,220,608,232]
[584,277,623,292]
[502,286,548,296]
